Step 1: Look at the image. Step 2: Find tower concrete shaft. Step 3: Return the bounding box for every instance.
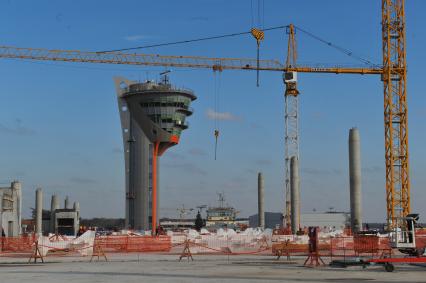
[290,156,300,234]
[349,127,362,232]
[35,188,43,235]
[126,117,152,230]
[258,172,265,229]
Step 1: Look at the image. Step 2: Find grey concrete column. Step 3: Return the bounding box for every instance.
[11,181,22,235]
[73,202,80,220]
[35,188,43,234]
[64,196,69,209]
[258,172,265,229]
[73,202,81,235]
[50,194,59,233]
[290,156,300,234]
[349,127,362,233]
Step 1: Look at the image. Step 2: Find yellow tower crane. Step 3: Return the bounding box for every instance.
[283,24,300,231]
[0,0,409,229]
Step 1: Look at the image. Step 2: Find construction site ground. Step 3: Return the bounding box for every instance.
[1,254,425,283]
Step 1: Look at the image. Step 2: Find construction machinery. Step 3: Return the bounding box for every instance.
[389,213,424,255]
[363,214,426,272]
[0,0,411,231]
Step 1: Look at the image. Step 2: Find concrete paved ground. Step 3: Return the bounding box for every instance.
[1,254,426,283]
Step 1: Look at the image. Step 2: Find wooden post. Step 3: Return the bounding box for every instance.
[28,241,44,263]
[90,240,108,262]
[179,239,193,262]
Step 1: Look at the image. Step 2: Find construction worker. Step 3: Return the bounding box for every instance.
[1,227,5,251]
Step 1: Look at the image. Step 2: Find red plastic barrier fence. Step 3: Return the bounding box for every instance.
[96,235,172,253]
[0,235,35,253]
[0,233,403,260]
[329,236,391,261]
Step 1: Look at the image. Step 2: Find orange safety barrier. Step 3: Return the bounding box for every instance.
[169,234,273,256]
[415,233,426,250]
[329,236,392,261]
[0,235,35,253]
[180,240,272,256]
[96,235,172,253]
[0,233,401,262]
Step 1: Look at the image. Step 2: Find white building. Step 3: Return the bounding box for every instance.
[0,181,22,236]
[300,212,350,230]
[250,211,350,230]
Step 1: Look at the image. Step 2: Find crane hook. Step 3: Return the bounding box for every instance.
[251,28,264,87]
[214,129,219,160]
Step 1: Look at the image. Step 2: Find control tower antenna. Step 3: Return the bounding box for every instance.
[217,192,226,208]
[160,70,171,85]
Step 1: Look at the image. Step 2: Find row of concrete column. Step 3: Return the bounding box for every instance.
[257,164,300,233]
[285,128,362,234]
[34,130,362,234]
[34,189,79,235]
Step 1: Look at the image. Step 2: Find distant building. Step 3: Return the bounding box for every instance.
[34,194,81,236]
[48,195,80,236]
[249,211,350,230]
[300,212,350,230]
[0,181,22,236]
[54,208,80,236]
[159,217,249,231]
[160,218,195,230]
[249,212,282,229]
[205,193,241,230]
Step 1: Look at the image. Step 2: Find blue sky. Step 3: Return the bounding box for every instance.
[0,1,425,222]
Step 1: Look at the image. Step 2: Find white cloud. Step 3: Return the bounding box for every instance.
[123,35,149,42]
[205,108,240,121]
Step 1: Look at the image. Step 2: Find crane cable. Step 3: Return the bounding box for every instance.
[98,32,254,53]
[96,24,377,68]
[97,25,285,54]
[293,25,380,67]
[250,0,265,86]
[213,71,221,160]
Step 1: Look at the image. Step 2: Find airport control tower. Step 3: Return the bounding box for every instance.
[114,75,196,234]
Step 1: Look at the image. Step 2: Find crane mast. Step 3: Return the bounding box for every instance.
[283,24,300,230]
[382,0,409,228]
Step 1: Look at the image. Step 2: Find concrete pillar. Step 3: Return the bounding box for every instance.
[73,202,81,235]
[50,194,59,233]
[35,188,43,234]
[290,156,300,234]
[258,172,265,229]
[11,181,22,235]
[64,196,69,209]
[73,202,80,220]
[349,127,362,233]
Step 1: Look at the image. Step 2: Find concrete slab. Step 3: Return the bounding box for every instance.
[1,254,425,283]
